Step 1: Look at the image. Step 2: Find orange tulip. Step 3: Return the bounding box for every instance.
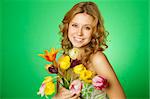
[39,48,59,62]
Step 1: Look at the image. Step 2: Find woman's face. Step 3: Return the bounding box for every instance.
[68,13,94,48]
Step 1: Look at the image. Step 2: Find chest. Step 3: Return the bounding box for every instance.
[86,62,97,76]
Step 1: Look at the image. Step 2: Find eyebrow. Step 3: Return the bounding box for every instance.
[70,22,93,26]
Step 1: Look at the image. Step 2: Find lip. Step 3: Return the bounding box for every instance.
[74,37,83,42]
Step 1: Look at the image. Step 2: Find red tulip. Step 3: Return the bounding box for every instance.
[92,76,108,90]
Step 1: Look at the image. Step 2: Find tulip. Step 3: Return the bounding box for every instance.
[43,76,53,83]
[39,48,59,62]
[37,76,56,97]
[73,64,86,74]
[70,59,81,68]
[79,70,93,83]
[69,80,82,95]
[92,76,108,90]
[45,64,58,74]
[58,55,71,70]
[44,82,55,95]
[37,83,45,97]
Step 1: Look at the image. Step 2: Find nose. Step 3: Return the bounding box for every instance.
[77,27,83,36]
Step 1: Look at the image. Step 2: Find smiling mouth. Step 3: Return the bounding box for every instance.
[74,37,83,42]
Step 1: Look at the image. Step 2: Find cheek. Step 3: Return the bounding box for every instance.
[69,28,77,34]
[84,31,92,38]
[68,28,74,40]
[68,28,77,37]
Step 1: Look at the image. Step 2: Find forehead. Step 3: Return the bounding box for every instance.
[70,13,94,25]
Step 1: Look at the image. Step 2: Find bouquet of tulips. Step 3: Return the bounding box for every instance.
[37,48,108,99]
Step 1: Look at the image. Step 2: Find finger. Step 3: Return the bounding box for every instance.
[63,91,75,98]
[55,88,68,98]
[59,86,68,93]
[58,87,75,99]
[61,91,75,99]
[70,93,80,99]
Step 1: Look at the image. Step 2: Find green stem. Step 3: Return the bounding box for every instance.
[53,60,57,67]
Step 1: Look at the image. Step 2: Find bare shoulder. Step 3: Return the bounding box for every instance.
[90,51,109,65]
[90,51,115,78]
[90,51,126,98]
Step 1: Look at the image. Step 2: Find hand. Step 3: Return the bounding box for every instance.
[52,87,80,99]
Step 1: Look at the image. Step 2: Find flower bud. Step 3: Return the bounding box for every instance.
[48,66,58,74]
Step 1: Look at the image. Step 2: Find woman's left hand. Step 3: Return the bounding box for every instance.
[52,86,80,99]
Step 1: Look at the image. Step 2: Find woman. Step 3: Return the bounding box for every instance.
[53,1,126,99]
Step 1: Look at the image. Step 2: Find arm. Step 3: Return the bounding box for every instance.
[90,52,126,99]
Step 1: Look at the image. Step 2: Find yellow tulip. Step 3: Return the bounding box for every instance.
[73,64,86,74]
[42,76,53,84]
[79,70,93,83]
[44,82,55,95]
[58,55,71,70]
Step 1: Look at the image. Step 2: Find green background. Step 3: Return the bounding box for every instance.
[1,0,149,99]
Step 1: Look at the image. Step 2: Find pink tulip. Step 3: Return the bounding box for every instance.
[69,80,82,95]
[92,76,108,90]
[37,83,45,97]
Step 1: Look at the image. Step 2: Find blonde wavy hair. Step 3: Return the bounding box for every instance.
[59,1,108,65]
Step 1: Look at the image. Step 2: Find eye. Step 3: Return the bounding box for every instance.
[72,24,78,28]
[85,26,91,30]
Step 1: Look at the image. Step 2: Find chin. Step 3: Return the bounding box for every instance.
[71,40,90,48]
[72,43,87,48]
[72,43,82,48]
[71,42,81,47]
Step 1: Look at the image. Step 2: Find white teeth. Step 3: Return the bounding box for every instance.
[74,37,83,42]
